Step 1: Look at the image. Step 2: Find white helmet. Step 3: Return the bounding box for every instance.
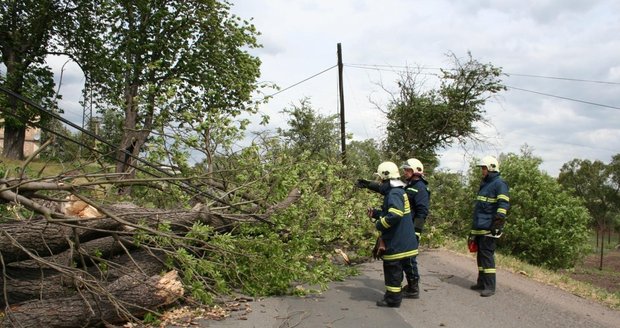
[477,156,499,172]
[375,161,400,180]
[401,158,424,174]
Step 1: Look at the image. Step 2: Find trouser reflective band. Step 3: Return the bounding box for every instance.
[386,285,402,293]
[476,235,497,291]
[384,259,404,304]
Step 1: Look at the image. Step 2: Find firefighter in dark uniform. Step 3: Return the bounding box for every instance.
[400,158,430,299]
[366,161,418,308]
[470,156,510,297]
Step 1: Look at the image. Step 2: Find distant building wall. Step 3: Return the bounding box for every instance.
[0,126,41,157]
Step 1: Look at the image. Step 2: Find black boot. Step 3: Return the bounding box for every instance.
[403,279,420,299]
[479,272,496,296]
[470,283,484,290]
[470,276,483,290]
[480,289,495,297]
[376,299,401,308]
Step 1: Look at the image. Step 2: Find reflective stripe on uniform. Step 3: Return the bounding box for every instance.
[497,208,507,215]
[477,195,497,203]
[403,194,411,214]
[498,194,509,202]
[380,216,390,228]
[383,249,419,260]
[483,268,496,274]
[471,229,491,235]
[386,285,402,293]
[388,208,404,217]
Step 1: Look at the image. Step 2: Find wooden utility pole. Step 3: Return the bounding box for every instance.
[337,43,346,164]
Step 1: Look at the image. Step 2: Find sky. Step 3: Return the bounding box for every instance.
[51,0,620,176]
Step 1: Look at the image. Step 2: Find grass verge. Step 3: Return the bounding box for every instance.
[442,238,620,310]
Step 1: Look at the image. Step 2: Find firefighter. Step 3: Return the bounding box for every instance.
[400,158,430,299]
[469,156,510,297]
[366,161,418,308]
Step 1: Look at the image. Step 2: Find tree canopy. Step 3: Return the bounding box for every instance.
[0,0,73,159]
[382,51,506,168]
[63,0,263,181]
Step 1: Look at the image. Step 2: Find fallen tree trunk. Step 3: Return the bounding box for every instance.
[0,203,229,264]
[0,188,300,265]
[2,249,167,304]
[0,270,183,328]
[8,236,136,270]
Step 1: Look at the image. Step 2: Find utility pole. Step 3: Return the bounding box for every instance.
[337,43,346,164]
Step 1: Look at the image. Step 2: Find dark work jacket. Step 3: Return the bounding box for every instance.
[405,177,430,234]
[471,172,510,235]
[370,180,418,260]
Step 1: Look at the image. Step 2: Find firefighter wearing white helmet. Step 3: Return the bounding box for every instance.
[470,155,510,297]
[375,161,401,180]
[400,158,430,300]
[478,155,500,172]
[364,161,418,308]
[401,158,424,174]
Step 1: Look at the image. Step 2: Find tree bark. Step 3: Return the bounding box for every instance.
[0,203,233,264]
[2,249,167,304]
[1,120,26,160]
[0,270,183,328]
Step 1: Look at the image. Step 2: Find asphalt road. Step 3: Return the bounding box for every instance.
[182,249,620,328]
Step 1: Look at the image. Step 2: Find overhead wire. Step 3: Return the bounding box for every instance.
[503,73,620,85]
[345,62,620,86]
[265,64,337,99]
[343,63,620,111]
[505,85,620,111]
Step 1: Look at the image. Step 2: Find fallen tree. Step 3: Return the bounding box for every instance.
[0,270,184,328]
[0,172,302,327]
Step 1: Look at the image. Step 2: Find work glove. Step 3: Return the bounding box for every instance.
[490,216,505,237]
[372,236,386,260]
[414,227,423,242]
[367,207,377,222]
[355,178,371,188]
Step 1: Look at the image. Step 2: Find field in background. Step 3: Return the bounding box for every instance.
[563,232,620,295]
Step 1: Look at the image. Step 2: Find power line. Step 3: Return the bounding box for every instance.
[344,63,440,76]
[343,63,620,111]
[504,73,620,85]
[345,62,620,85]
[266,64,337,98]
[345,63,442,71]
[506,85,620,111]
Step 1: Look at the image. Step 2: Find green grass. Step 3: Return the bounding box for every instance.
[1,157,113,178]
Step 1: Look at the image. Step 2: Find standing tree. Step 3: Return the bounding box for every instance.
[277,98,341,161]
[558,158,617,269]
[607,154,620,242]
[70,0,262,186]
[0,0,74,159]
[382,51,506,166]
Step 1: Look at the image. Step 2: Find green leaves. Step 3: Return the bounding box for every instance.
[383,51,506,166]
[500,152,591,270]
